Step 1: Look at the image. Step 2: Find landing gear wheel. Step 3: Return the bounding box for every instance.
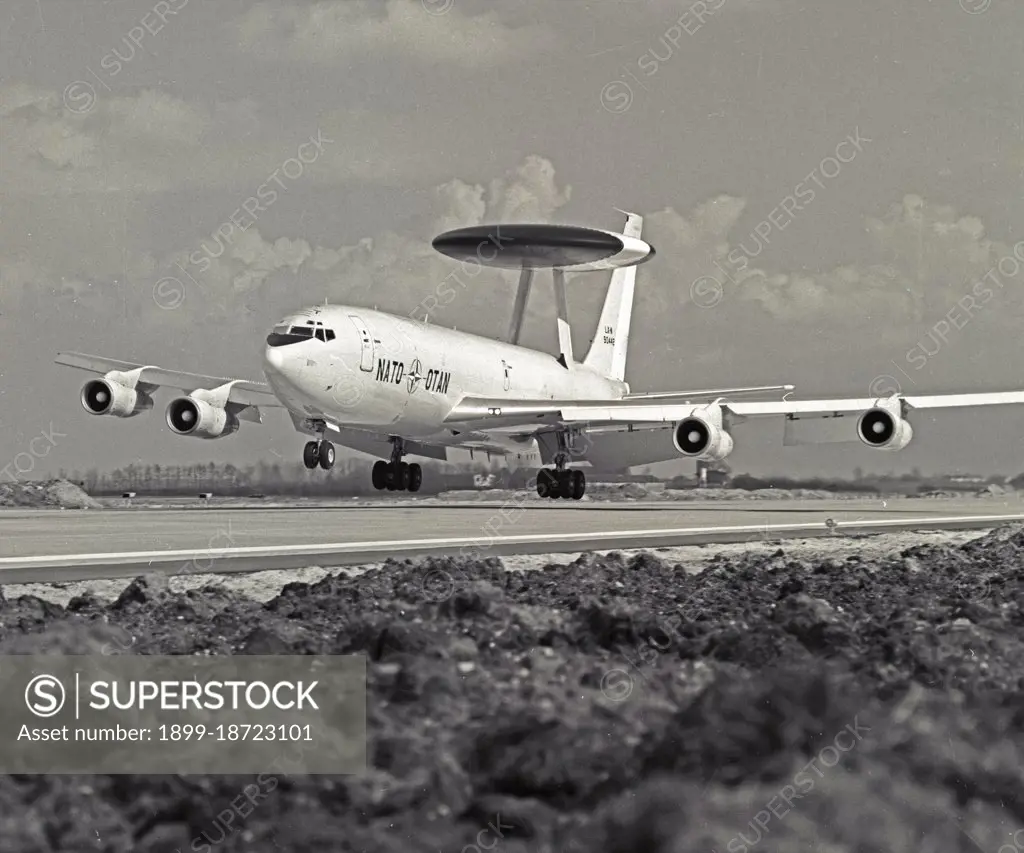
[558,470,574,499]
[571,469,586,500]
[372,460,388,490]
[302,441,320,469]
[318,441,336,470]
[536,469,555,498]
[395,461,410,491]
[407,463,423,493]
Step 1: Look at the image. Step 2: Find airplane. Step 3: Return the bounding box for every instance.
[56,212,1024,500]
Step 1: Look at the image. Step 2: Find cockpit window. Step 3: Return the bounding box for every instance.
[267,325,316,347]
[266,323,336,347]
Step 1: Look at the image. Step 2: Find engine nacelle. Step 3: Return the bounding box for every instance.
[80,379,153,418]
[672,411,735,461]
[165,396,239,439]
[857,408,913,451]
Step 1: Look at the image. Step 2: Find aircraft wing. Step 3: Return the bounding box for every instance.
[55,352,283,409]
[445,389,1024,430]
[726,391,1024,415]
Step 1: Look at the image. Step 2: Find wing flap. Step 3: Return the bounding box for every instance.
[622,384,794,401]
[725,399,878,417]
[445,395,717,426]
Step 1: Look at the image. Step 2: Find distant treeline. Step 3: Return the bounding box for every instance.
[670,472,1021,495]
[56,460,1020,497]
[59,460,472,497]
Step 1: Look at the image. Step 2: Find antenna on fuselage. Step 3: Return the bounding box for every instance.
[507,267,533,345]
[430,215,655,370]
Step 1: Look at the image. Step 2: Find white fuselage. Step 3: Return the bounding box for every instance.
[262,305,627,438]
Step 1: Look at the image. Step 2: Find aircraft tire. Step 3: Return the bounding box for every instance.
[571,470,586,500]
[318,441,336,470]
[558,471,574,499]
[407,463,423,492]
[302,441,320,469]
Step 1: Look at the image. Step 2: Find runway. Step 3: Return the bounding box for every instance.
[0,497,1021,584]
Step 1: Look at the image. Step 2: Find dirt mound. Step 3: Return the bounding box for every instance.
[2,529,1023,851]
[0,478,100,509]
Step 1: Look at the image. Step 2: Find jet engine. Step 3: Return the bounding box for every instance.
[857,407,913,451]
[165,396,239,439]
[672,409,735,461]
[80,379,154,418]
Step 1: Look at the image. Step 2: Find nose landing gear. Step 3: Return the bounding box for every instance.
[301,421,336,470]
[302,439,336,470]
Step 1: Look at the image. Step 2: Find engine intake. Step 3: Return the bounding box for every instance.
[80,379,153,418]
[857,408,913,451]
[166,397,239,439]
[672,413,734,461]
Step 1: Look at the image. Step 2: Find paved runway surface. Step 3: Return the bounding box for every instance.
[0,497,1016,556]
[1,497,1021,583]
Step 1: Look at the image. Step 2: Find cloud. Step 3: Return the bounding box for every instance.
[741,194,1023,325]
[105,155,575,342]
[308,156,574,333]
[0,85,210,195]
[233,0,556,68]
[738,264,918,323]
[431,179,486,234]
[0,254,128,316]
[628,196,754,317]
[0,81,441,196]
[8,132,1021,369]
[631,193,1023,335]
[484,156,572,223]
[178,230,314,308]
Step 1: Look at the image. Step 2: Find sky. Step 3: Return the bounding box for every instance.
[1,0,1023,480]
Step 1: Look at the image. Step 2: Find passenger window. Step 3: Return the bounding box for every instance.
[325,330,336,341]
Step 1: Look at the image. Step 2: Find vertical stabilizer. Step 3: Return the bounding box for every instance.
[582,211,641,382]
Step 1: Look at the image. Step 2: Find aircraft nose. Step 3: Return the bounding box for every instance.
[263,345,287,373]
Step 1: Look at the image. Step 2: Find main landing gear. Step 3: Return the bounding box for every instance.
[536,432,587,500]
[371,437,422,493]
[536,467,586,500]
